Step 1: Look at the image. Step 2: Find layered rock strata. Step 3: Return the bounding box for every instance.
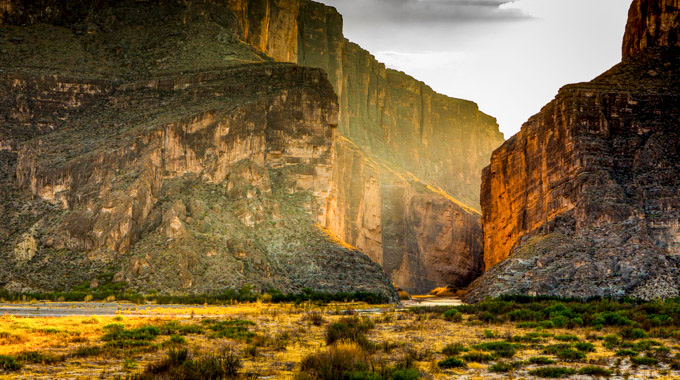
[467,0,680,302]
[0,1,396,299]
[0,0,505,295]
[295,0,503,292]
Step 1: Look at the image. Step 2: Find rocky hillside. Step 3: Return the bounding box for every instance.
[0,0,397,299]
[1,0,505,295]
[467,0,680,302]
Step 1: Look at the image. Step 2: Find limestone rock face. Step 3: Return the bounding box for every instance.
[0,1,396,300]
[325,139,484,293]
[623,0,680,59]
[296,0,503,293]
[468,0,680,302]
[0,0,505,296]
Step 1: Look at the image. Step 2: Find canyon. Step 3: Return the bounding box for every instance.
[466,0,680,302]
[0,0,503,296]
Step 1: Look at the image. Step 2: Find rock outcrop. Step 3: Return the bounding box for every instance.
[623,0,680,59]
[325,138,484,292]
[0,0,396,299]
[296,0,503,293]
[0,0,505,296]
[467,0,680,302]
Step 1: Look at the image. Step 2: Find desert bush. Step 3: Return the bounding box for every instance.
[555,348,586,361]
[489,362,514,373]
[305,312,327,326]
[443,309,462,322]
[326,317,374,348]
[461,352,494,363]
[205,319,255,341]
[437,357,466,369]
[15,351,62,364]
[0,355,22,371]
[577,365,612,377]
[554,334,579,342]
[441,343,468,356]
[630,356,657,366]
[297,342,369,380]
[528,366,577,378]
[528,356,556,365]
[574,342,596,352]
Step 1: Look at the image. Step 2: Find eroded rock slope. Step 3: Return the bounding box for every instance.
[467,0,680,302]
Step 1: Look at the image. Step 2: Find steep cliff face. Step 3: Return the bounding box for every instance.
[623,0,680,59]
[297,1,504,209]
[295,0,503,293]
[468,0,680,302]
[0,0,505,295]
[325,138,484,292]
[0,0,397,299]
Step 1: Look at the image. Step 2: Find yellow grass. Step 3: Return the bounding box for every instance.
[0,303,677,379]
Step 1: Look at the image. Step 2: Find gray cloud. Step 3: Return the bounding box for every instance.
[317,0,532,24]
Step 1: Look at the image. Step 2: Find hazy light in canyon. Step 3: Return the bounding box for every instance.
[315,0,630,138]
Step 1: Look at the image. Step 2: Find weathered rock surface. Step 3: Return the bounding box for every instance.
[0,0,505,296]
[325,138,484,293]
[467,0,680,302]
[295,0,503,293]
[0,0,396,299]
[623,0,680,60]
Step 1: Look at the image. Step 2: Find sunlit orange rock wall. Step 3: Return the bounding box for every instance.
[623,0,680,59]
[326,138,484,292]
[468,0,680,301]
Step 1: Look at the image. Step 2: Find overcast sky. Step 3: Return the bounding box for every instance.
[315,0,631,138]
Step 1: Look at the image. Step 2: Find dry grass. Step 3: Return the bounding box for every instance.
[0,302,678,379]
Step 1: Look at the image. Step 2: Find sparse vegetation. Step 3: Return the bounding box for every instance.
[0,296,679,378]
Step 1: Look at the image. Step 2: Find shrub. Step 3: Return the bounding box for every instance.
[443,309,462,322]
[482,330,496,339]
[140,346,241,379]
[615,349,638,357]
[306,313,327,326]
[516,322,538,329]
[489,362,514,373]
[461,352,494,363]
[441,343,468,356]
[326,317,374,348]
[528,356,556,365]
[390,368,419,380]
[472,341,517,358]
[620,328,648,340]
[574,342,596,352]
[0,355,22,371]
[578,365,612,377]
[554,334,579,342]
[206,320,255,341]
[528,367,577,378]
[543,344,572,355]
[538,320,555,329]
[630,356,657,366]
[437,357,466,369]
[298,342,369,379]
[15,351,62,364]
[555,348,586,362]
[102,324,161,348]
[72,345,104,358]
[169,335,187,345]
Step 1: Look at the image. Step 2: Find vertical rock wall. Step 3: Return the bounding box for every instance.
[468,0,680,301]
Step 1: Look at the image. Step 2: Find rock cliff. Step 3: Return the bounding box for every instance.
[467,0,680,302]
[296,0,503,293]
[0,0,505,296]
[0,0,396,299]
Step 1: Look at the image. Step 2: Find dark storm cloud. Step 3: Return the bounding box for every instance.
[318,0,532,24]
